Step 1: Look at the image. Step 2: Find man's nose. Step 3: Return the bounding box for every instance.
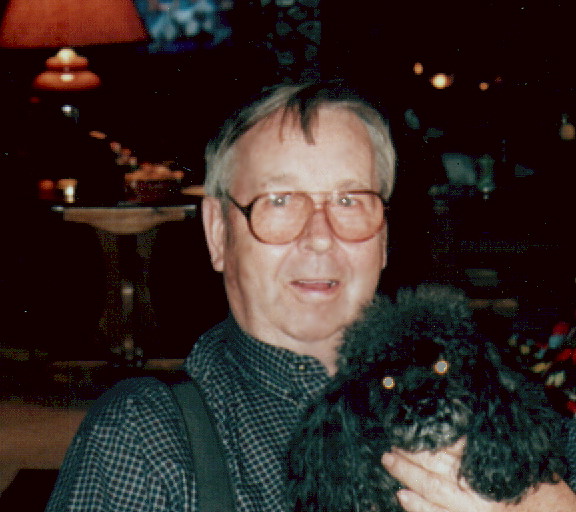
[297,207,335,253]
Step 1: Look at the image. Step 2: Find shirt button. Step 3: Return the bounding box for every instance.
[287,390,300,402]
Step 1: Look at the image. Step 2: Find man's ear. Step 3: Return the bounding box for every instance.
[202,196,226,272]
[380,223,389,270]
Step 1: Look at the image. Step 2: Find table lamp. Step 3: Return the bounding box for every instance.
[0,0,149,91]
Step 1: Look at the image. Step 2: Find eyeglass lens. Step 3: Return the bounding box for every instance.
[249,191,384,244]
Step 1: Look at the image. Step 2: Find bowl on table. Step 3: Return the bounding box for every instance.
[124,163,184,203]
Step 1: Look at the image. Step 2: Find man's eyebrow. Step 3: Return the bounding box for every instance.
[258,178,372,191]
[334,179,373,190]
[257,174,293,188]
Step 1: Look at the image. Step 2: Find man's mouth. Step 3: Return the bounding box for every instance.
[291,279,339,291]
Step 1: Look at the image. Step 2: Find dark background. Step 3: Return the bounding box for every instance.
[0,1,574,359]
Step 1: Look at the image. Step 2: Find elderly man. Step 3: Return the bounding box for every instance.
[46,82,576,512]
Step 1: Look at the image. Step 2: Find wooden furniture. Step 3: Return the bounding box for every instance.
[53,204,196,364]
[0,401,86,494]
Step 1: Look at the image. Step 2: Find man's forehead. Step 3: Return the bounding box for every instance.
[230,106,377,194]
[243,106,365,145]
[248,108,314,142]
[256,174,369,189]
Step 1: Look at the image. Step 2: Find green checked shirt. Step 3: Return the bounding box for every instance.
[46,315,331,512]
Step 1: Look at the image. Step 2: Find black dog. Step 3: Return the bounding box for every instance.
[287,286,567,512]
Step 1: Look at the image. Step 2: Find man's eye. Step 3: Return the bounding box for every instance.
[337,195,356,207]
[269,194,290,207]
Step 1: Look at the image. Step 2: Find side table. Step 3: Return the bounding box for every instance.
[52,204,197,364]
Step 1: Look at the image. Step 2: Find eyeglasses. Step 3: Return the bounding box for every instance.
[225,190,386,244]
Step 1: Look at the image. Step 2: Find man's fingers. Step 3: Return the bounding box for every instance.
[382,448,492,512]
[382,437,465,483]
[386,443,463,480]
[395,489,449,512]
[382,451,450,503]
[382,441,576,512]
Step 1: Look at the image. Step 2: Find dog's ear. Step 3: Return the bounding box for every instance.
[462,362,567,502]
[339,285,475,375]
[338,294,398,374]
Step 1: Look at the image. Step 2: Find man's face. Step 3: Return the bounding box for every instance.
[203,107,388,362]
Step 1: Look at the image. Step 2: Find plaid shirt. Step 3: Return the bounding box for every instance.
[567,422,576,491]
[46,316,331,512]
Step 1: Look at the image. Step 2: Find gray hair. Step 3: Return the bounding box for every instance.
[204,82,396,201]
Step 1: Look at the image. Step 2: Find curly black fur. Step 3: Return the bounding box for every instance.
[287,285,567,512]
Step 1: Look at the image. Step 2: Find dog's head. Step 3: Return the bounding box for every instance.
[287,286,567,512]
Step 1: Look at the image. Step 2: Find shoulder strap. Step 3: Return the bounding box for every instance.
[162,371,236,512]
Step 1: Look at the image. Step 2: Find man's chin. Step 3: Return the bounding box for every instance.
[283,310,350,343]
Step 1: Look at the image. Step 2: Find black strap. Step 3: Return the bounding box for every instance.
[163,372,235,512]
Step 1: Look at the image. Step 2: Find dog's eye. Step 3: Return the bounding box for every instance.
[433,359,449,375]
[382,376,396,389]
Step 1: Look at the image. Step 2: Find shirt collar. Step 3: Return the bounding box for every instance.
[190,315,331,401]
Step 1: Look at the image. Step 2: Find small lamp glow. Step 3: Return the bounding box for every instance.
[430,72,453,89]
[413,62,424,75]
[560,114,575,141]
[55,48,76,63]
[479,81,490,91]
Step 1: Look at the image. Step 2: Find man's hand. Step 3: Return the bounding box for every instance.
[382,439,576,512]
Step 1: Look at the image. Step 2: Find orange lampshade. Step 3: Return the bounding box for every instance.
[0,0,148,48]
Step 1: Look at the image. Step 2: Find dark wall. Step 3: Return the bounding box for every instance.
[0,2,575,357]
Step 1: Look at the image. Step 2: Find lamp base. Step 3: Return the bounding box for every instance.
[33,48,101,91]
